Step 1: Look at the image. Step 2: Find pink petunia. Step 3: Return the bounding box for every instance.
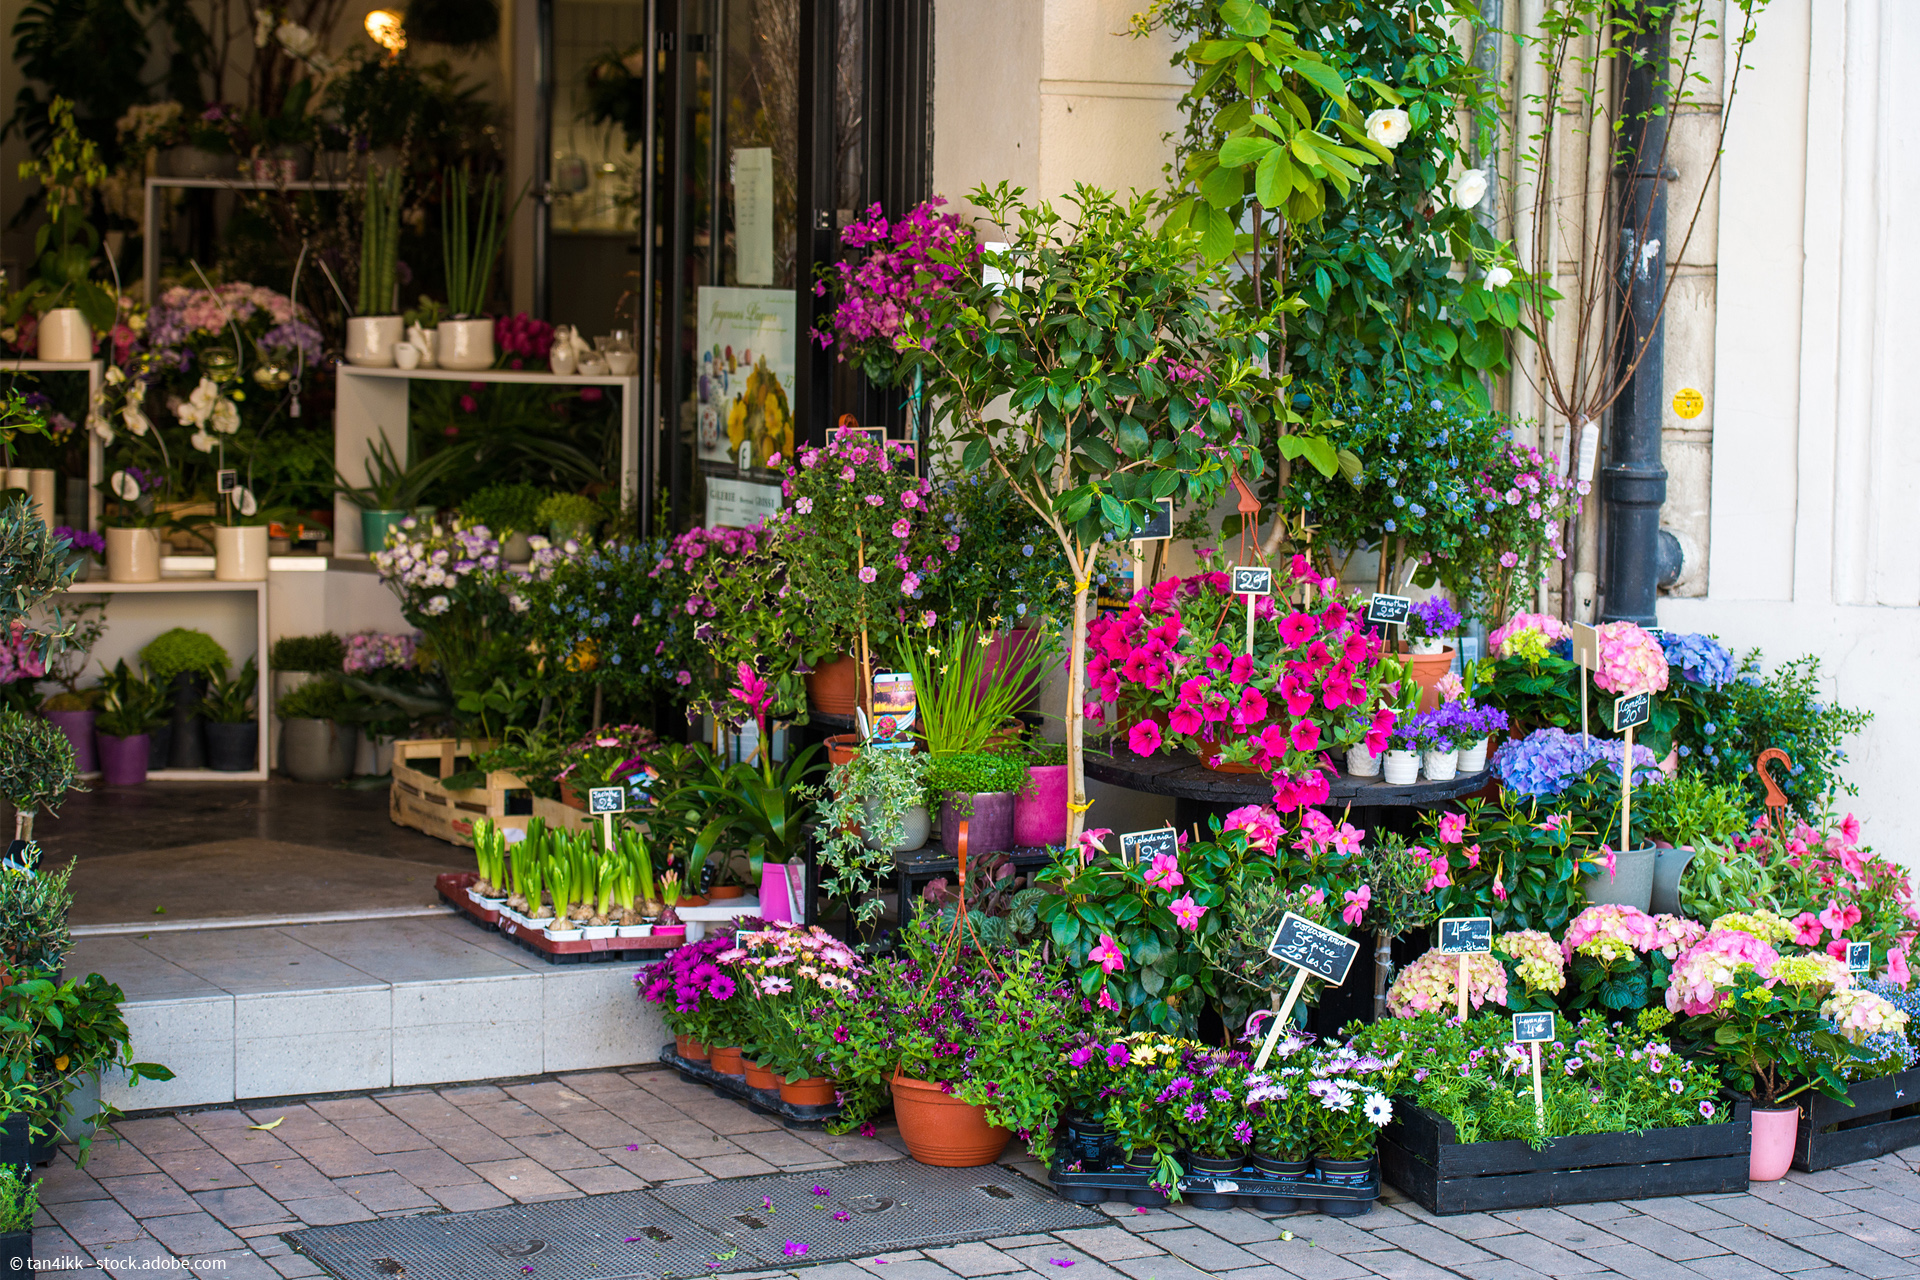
[1289,719,1321,753]
[1279,613,1318,646]
[1886,946,1912,987]
[1790,912,1824,946]
[1819,899,1862,936]
[1128,719,1164,757]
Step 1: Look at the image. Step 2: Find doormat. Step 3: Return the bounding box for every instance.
[287,1162,1102,1279]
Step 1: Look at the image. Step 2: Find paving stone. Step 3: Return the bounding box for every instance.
[603,1144,703,1182]
[99,1174,201,1219]
[1127,1227,1262,1271]
[437,1085,509,1105]
[1823,1187,1920,1232]
[1451,1263,1570,1280]
[1339,1204,1423,1232]
[1576,1242,1714,1280]
[1342,1251,1463,1280]
[554,1071,637,1096]
[1634,1197,1746,1234]
[1557,1201,1639,1227]
[1816,1212,1920,1257]
[466,1158,581,1201]
[244,1108,341,1143]
[281,1196,378,1227]
[921,1242,1028,1276]
[1374,1200,1514,1240]
[986,1237,1052,1249]
[331,1173,438,1213]
[1110,1256,1220,1280]
[997,1244,1125,1280]
[1241,1239,1378,1279]
[1755,1180,1865,1221]
[1258,1217,1390,1256]
[280,1136,390,1179]
[1791,1231,1919,1279]
[408,1126,521,1166]
[597,1093,685,1127]
[1047,1226,1166,1261]
[693,1153,779,1178]
[238,1227,292,1248]
[178,1248,281,1280]
[307,1098,390,1121]
[430,1183,514,1211]
[1701,1194,1833,1239]
[842,1261,949,1280]
[193,1125,298,1165]
[46,1199,147,1247]
[507,1129,604,1170]
[193,1187,297,1230]
[374,1095,473,1130]
[267,1252,328,1278]
[28,1223,87,1268]
[1697,1224,1836,1272]
[180,1111,253,1133]
[236,1160,336,1202]
[1492,1206,1626,1248]
[141,1211,245,1255]
[331,1117,437,1155]
[1589,1214,1730,1261]
[462,1101,556,1138]
[371,1148,478,1189]
[556,1164,647,1194]
[1792,1169,1872,1193]
[1157,1206,1278,1243]
[549,1111,648,1149]
[1367,1224,1499,1267]
[672,1100,781,1137]
[1215,1268,1295,1280]
[112,1117,207,1155]
[1476,1230,1610,1274]
[152,1147,254,1191]
[33,1161,106,1205]
[73,1142,159,1179]
[90,1233,181,1279]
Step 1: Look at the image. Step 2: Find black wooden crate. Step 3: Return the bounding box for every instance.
[1794,1066,1920,1172]
[1378,1097,1751,1215]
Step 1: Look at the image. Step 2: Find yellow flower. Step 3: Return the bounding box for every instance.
[54,1054,69,1071]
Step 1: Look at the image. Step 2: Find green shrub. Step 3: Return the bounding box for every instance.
[269,633,346,674]
[0,1160,39,1232]
[41,688,98,712]
[0,857,72,979]
[140,628,230,682]
[0,709,76,816]
[926,750,1029,798]
[278,679,350,721]
[460,482,546,535]
[535,493,599,537]
[1638,769,1749,848]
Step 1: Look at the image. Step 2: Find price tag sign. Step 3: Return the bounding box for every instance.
[1643,626,1666,641]
[587,787,627,815]
[1118,827,1178,868]
[216,469,238,494]
[1569,622,1599,671]
[1512,1012,1556,1044]
[1438,917,1493,955]
[1253,912,1362,1070]
[1612,691,1652,733]
[1848,941,1873,973]
[1366,594,1411,626]
[1130,498,1174,542]
[1231,565,1273,596]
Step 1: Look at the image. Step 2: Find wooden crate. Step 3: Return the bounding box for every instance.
[533,793,595,834]
[388,737,529,847]
[1794,1066,1920,1171]
[1379,1098,1751,1215]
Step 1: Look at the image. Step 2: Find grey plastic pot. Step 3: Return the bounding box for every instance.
[281,718,356,783]
[1651,845,1700,917]
[1580,845,1657,912]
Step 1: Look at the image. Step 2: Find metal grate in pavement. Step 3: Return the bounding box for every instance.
[646,1162,1103,1263]
[288,1162,1102,1278]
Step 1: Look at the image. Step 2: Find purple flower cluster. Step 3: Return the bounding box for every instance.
[1406,595,1463,642]
[1660,631,1738,690]
[344,631,419,674]
[636,936,738,1013]
[811,197,978,354]
[55,526,106,555]
[1492,727,1662,798]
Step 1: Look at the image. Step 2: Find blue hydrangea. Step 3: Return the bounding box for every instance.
[1660,631,1737,689]
[1492,728,1663,799]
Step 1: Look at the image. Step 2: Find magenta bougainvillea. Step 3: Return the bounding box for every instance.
[811,197,978,382]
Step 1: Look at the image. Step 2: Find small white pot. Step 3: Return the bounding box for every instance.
[607,350,637,375]
[1409,637,1446,656]
[36,308,92,362]
[550,344,577,375]
[345,315,405,367]
[393,342,422,370]
[1424,748,1460,782]
[106,527,163,582]
[543,923,583,942]
[581,924,618,940]
[214,524,269,580]
[1346,744,1383,778]
[1457,737,1490,773]
[522,910,554,928]
[437,318,495,371]
[616,923,654,939]
[1383,750,1421,785]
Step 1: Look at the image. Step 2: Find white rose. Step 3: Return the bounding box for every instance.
[1451,166,1488,211]
[1485,265,1514,289]
[1365,108,1411,149]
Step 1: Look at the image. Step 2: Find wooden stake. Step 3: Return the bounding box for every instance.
[1620,724,1635,860]
[1531,1042,1545,1127]
[1245,592,1256,654]
[1457,953,1470,1022]
[1253,968,1311,1070]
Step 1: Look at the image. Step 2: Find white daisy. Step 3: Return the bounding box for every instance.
[1363,1093,1392,1127]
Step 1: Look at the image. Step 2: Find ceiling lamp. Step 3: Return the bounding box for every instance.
[364,9,407,55]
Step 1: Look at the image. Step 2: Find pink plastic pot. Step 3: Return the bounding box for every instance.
[1750,1104,1799,1182]
[1013,764,1068,847]
[95,731,150,787]
[759,862,794,924]
[977,628,1045,713]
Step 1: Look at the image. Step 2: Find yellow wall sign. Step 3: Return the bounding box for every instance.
[1672,388,1705,419]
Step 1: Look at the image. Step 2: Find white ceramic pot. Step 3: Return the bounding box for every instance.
[37,308,92,362]
[1424,748,1460,782]
[214,525,269,580]
[393,342,422,370]
[616,923,654,939]
[1457,737,1490,773]
[607,350,637,375]
[549,344,577,375]
[1409,637,1446,656]
[437,318,495,371]
[106,527,163,582]
[1383,750,1421,785]
[1346,744,1383,777]
[345,315,405,367]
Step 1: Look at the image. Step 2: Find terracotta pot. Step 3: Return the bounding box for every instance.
[890,1072,1011,1166]
[1750,1104,1799,1181]
[779,1076,836,1106]
[708,885,745,900]
[1403,646,1456,713]
[825,732,862,766]
[106,527,163,582]
[675,1034,710,1061]
[214,524,269,580]
[1013,764,1069,847]
[709,1046,745,1076]
[436,317,495,370]
[559,778,590,810]
[743,1058,777,1090]
[806,654,860,716]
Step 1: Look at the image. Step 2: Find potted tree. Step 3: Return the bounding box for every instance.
[345,166,405,366]
[0,710,76,845]
[140,628,229,770]
[7,100,118,363]
[201,658,260,772]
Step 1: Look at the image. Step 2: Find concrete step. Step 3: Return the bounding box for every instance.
[69,911,665,1110]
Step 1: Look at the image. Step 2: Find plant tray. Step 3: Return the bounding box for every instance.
[1794,1066,1920,1172]
[390,737,529,848]
[1045,1158,1377,1216]
[658,1042,842,1128]
[1378,1098,1751,1215]
[435,872,679,964]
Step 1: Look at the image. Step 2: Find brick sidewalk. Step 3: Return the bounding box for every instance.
[26,1067,1920,1280]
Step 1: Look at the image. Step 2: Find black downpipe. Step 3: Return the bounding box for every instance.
[1599,2,1670,626]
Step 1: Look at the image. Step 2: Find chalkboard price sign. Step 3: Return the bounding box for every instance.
[1119,827,1178,867]
[1847,941,1873,973]
[216,469,238,494]
[1612,691,1652,732]
[1231,565,1273,596]
[1131,498,1174,542]
[587,786,627,815]
[1438,917,1493,955]
[1512,1012,1556,1043]
[1366,594,1411,626]
[1265,912,1361,985]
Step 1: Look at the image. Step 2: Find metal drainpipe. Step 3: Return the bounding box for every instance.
[1598,0,1671,626]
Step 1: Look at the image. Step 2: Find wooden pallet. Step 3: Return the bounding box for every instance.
[1379,1098,1751,1214]
[1795,1067,1920,1171]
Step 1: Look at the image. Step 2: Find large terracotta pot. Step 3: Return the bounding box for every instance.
[1750,1104,1799,1181]
[1013,764,1068,847]
[1404,647,1456,713]
[890,1073,1011,1166]
[806,654,860,716]
[779,1076,836,1106]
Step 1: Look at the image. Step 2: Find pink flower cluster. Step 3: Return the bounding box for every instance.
[1561,904,1656,962]
[344,631,419,674]
[494,312,555,363]
[1665,929,1780,1016]
[812,197,977,354]
[1387,948,1508,1017]
[0,620,46,684]
[1487,611,1570,660]
[1593,621,1670,695]
[1821,988,1911,1042]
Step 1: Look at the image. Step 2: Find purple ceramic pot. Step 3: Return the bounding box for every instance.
[942,791,1015,856]
[43,709,97,774]
[1013,764,1069,848]
[95,732,150,786]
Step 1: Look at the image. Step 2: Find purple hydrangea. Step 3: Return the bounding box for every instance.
[1492,728,1662,798]
[1660,631,1738,689]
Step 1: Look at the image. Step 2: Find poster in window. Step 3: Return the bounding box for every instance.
[696,287,796,475]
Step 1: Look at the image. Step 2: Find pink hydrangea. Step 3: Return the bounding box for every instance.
[1593,621,1670,695]
[1820,988,1911,1043]
[1488,611,1571,660]
[1387,948,1508,1017]
[1645,913,1707,960]
[1665,929,1781,1016]
[1561,904,1657,963]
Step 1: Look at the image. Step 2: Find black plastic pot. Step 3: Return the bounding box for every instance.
[1248,1152,1311,1213]
[1314,1156,1374,1217]
[145,723,173,772]
[2,1229,31,1274]
[0,1113,29,1168]
[1062,1111,1112,1168]
[1182,1152,1247,1210]
[167,672,208,769]
[1120,1152,1167,1208]
[204,720,259,772]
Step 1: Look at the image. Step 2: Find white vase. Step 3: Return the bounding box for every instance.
[36,308,92,361]
[1409,637,1446,656]
[437,318,495,371]
[1346,744,1383,778]
[1458,737,1490,773]
[106,527,163,582]
[1383,750,1421,785]
[1424,748,1460,782]
[213,525,269,580]
[345,315,404,367]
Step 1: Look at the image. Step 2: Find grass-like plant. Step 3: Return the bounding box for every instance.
[441,166,523,317]
[358,165,403,316]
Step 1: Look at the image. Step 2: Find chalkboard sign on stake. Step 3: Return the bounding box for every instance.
[1118,827,1178,868]
[1253,913,1363,1070]
[1847,941,1872,973]
[1512,1011,1555,1123]
[1130,498,1174,542]
[1232,565,1273,655]
[1439,916,1494,1022]
[588,786,626,851]
[1366,593,1411,626]
[1612,692,1652,732]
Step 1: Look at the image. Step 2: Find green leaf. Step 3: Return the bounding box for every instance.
[1218,135,1277,167]
[1254,147,1292,208]
[1199,206,1237,263]
[1220,0,1269,35]
[961,437,991,472]
[1201,162,1244,211]
[1290,58,1349,105]
[1098,493,1128,530]
[1078,436,1120,470]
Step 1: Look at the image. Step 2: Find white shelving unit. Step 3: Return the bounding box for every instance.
[142,176,349,304]
[334,365,642,555]
[0,358,105,529]
[65,577,271,781]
